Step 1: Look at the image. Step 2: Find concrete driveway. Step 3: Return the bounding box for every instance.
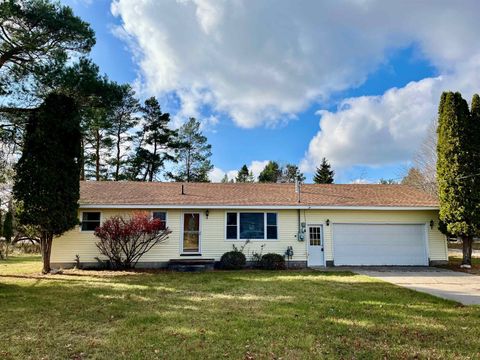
[353,267,480,305]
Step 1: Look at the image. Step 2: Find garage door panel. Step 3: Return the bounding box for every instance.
[333,224,427,266]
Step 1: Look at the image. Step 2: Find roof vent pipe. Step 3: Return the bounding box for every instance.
[181,184,185,195]
[295,178,301,203]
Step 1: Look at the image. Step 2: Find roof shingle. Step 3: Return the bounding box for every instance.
[79,181,438,208]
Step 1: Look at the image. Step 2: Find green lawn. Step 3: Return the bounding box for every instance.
[1,256,480,359]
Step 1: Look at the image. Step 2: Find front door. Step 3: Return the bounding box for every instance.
[182,213,201,253]
[307,225,324,266]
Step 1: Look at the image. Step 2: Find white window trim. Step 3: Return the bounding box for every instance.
[79,211,102,232]
[180,212,202,255]
[225,211,278,241]
[151,210,168,228]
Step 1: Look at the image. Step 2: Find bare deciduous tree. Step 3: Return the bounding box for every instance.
[402,121,438,197]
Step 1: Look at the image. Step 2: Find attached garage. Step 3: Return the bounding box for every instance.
[332,223,428,266]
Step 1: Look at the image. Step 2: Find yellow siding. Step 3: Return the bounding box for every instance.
[51,208,447,265]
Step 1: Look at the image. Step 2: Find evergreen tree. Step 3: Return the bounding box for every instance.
[0,0,95,109]
[379,178,397,184]
[221,174,229,183]
[280,164,305,183]
[127,97,179,181]
[258,161,281,183]
[313,158,334,184]
[169,118,213,182]
[236,165,249,182]
[437,92,480,266]
[247,170,255,183]
[13,93,81,273]
[106,84,139,180]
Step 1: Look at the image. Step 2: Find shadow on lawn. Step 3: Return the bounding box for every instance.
[1,270,480,359]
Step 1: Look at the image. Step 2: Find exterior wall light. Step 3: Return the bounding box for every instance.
[326,219,330,226]
[205,209,209,219]
[430,220,434,229]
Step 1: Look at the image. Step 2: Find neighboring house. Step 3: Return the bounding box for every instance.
[51,182,448,268]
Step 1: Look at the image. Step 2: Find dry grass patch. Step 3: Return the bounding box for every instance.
[1,256,480,359]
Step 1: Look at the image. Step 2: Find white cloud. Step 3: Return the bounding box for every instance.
[209,160,269,182]
[111,0,480,129]
[350,178,371,185]
[301,61,480,171]
[112,0,480,171]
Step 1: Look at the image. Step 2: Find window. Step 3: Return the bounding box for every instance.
[266,213,278,239]
[152,211,167,230]
[226,212,278,240]
[240,213,264,239]
[81,212,100,231]
[226,212,237,239]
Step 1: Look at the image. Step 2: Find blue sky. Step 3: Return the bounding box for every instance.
[62,0,480,183]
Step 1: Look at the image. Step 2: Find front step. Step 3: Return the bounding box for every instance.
[168,258,215,272]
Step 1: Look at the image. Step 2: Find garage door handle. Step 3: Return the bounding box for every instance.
[321,247,324,252]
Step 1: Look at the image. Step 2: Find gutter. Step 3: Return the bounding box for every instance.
[79,204,439,211]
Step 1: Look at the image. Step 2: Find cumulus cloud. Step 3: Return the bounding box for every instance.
[111,0,480,170]
[209,160,269,182]
[301,61,480,171]
[111,0,480,128]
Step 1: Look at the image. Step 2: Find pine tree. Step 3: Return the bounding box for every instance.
[221,174,229,183]
[127,97,179,181]
[258,161,281,183]
[247,170,255,183]
[280,164,305,183]
[236,165,249,182]
[13,93,81,273]
[437,92,480,266]
[313,158,334,184]
[169,118,213,182]
[106,84,139,180]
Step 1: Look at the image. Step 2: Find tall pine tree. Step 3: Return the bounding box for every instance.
[258,161,281,183]
[106,84,139,180]
[236,165,250,182]
[437,92,480,266]
[169,118,213,182]
[313,158,334,184]
[127,97,179,181]
[13,93,81,273]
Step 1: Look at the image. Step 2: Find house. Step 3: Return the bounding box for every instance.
[50,181,448,268]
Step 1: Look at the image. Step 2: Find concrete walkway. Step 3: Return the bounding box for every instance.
[353,267,480,305]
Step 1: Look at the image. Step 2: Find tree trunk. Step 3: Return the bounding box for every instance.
[40,232,53,274]
[115,127,121,181]
[461,235,473,266]
[80,138,85,180]
[95,129,100,181]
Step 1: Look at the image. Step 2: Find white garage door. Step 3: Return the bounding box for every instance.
[333,224,428,266]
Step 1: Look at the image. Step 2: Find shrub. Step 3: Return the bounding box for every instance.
[94,212,171,269]
[220,251,246,270]
[260,253,286,270]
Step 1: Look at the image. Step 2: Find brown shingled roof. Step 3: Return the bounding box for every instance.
[79,181,438,208]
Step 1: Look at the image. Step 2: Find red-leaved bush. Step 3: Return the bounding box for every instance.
[94,212,171,269]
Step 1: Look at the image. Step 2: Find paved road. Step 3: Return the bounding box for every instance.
[354,267,480,305]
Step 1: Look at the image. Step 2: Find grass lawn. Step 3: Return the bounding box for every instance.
[1,256,480,359]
